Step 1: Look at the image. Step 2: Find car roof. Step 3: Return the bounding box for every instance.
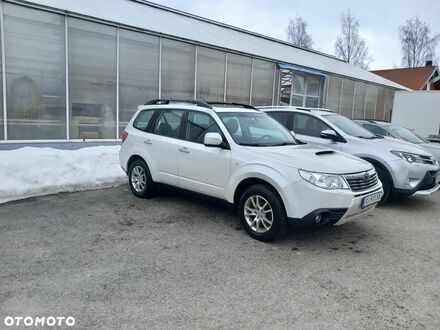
[258,106,335,116]
[138,99,261,113]
[355,119,391,126]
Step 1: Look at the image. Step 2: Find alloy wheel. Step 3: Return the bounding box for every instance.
[244,195,274,233]
[131,165,147,192]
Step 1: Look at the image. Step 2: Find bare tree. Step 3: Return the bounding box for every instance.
[399,16,439,67]
[286,15,313,49]
[335,9,372,69]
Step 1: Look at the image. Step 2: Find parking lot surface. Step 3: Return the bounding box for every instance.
[1,186,439,329]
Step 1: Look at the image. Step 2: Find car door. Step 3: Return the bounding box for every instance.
[146,109,185,186]
[266,111,292,131]
[292,112,342,150]
[177,111,231,199]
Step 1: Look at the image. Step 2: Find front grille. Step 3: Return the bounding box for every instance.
[420,155,436,165]
[344,169,378,192]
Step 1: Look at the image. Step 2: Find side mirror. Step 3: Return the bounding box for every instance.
[320,129,338,140]
[204,132,223,147]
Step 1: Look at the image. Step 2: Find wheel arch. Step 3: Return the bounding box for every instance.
[360,157,394,188]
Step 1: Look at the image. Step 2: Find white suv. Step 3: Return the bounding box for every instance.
[119,100,383,242]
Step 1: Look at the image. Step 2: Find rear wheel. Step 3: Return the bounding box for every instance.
[375,166,391,203]
[128,159,155,198]
[238,184,287,242]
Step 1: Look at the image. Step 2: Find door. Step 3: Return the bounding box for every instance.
[178,111,231,198]
[147,109,185,186]
[292,112,342,150]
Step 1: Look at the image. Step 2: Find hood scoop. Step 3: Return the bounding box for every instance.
[315,150,335,156]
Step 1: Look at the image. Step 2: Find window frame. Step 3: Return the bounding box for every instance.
[266,111,293,131]
[292,112,344,142]
[132,109,157,132]
[151,109,186,140]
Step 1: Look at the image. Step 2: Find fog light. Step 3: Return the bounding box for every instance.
[315,214,322,224]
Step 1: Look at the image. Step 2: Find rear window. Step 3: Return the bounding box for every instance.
[133,110,155,131]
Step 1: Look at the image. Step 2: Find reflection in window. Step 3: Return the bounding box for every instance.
[4,4,66,140]
[153,110,184,139]
[161,39,195,99]
[251,60,274,106]
[293,113,329,137]
[340,79,355,118]
[226,53,251,103]
[186,111,220,144]
[68,18,116,139]
[119,29,159,133]
[196,47,225,101]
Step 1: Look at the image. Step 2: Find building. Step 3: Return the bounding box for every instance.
[0,0,406,145]
[372,61,440,91]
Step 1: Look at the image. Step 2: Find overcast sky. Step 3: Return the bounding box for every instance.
[150,0,440,70]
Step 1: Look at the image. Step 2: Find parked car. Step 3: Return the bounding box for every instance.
[356,120,440,163]
[119,100,383,242]
[260,106,440,202]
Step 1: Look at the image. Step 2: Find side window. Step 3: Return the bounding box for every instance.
[186,111,221,144]
[292,113,330,138]
[133,110,155,131]
[363,124,389,137]
[153,110,184,139]
[268,112,290,129]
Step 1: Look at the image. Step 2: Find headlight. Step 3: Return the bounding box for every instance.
[299,169,349,190]
[391,150,425,163]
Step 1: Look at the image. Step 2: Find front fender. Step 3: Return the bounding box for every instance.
[225,163,298,204]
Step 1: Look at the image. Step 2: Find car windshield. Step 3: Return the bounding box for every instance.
[324,114,378,139]
[218,112,297,146]
[384,124,425,144]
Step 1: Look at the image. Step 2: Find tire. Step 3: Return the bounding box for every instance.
[375,166,391,203]
[128,159,155,198]
[238,184,288,242]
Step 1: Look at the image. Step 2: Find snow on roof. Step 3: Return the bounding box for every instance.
[22,0,408,90]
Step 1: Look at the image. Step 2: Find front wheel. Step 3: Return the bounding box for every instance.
[375,166,391,203]
[128,159,155,198]
[238,184,288,242]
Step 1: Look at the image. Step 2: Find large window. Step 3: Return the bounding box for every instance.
[375,88,386,120]
[279,69,291,105]
[226,53,251,103]
[384,89,395,121]
[4,4,66,140]
[340,79,355,118]
[251,59,274,106]
[68,18,116,139]
[291,74,305,106]
[365,85,378,119]
[304,76,321,107]
[353,81,366,119]
[326,76,342,112]
[196,47,225,101]
[161,39,195,99]
[119,29,159,133]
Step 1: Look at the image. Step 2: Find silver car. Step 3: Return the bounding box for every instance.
[260,106,440,202]
[356,120,440,164]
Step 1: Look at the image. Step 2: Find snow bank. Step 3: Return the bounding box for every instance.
[0,146,126,204]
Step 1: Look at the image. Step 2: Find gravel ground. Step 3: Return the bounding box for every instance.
[1,186,439,329]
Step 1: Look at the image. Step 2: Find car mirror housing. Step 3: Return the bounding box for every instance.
[320,129,338,140]
[204,132,223,147]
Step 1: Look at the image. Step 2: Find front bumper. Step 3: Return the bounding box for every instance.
[388,159,440,195]
[282,179,383,226]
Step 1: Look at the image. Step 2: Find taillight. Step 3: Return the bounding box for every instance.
[121,130,128,144]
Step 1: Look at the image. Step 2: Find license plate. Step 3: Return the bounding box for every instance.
[361,192,382,209]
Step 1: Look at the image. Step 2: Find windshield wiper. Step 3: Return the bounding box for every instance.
[270,142,297,146]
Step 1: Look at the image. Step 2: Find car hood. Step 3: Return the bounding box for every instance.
[364,136,433,156]
[245,144,372,174]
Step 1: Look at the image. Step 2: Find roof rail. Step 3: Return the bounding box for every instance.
[206,101,259,110]
[144,99,212,109]
[257,105,294,109]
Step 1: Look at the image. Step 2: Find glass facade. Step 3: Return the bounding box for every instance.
[251,59,274,106]
[196,47,225,101]
[0,3,399,142]
[161,39,195,99]
[226,53,251,103]
[119,29,159,133]
[4,4,66,140]
[68,18,117,139]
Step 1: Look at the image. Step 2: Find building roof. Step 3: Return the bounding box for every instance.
[20,0,408,90]
[371,66,439,90]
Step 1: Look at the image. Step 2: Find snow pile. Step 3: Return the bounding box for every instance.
[0,146,126,204]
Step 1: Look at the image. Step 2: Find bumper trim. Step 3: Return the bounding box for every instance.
[288,208,348,228]
[414,184,440,195]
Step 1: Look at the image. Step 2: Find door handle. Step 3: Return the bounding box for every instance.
[144,140,152,145]
[179,147,190,153]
